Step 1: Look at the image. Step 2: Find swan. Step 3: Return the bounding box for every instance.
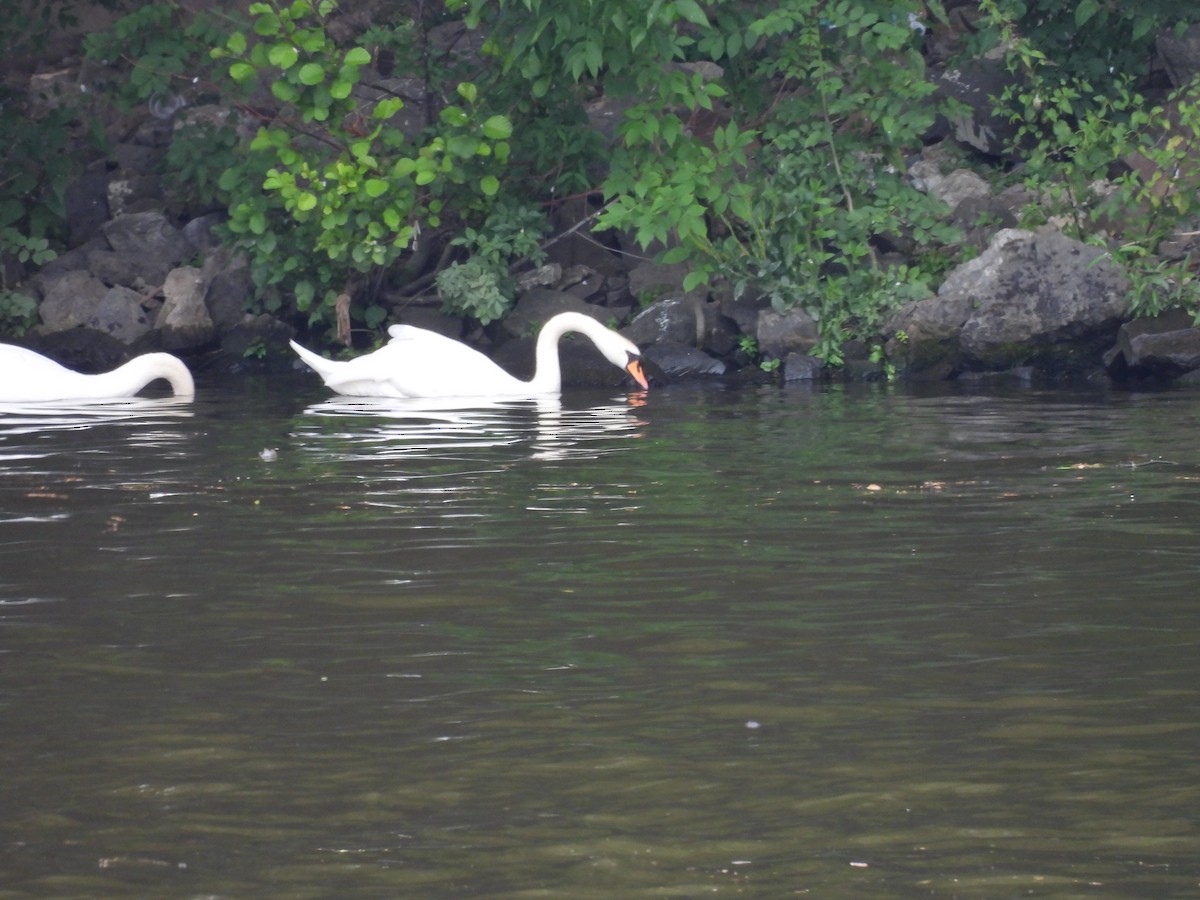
[0,343,196,402]
[290,311,649,398]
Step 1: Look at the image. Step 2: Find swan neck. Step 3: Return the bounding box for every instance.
[113,354,196,398]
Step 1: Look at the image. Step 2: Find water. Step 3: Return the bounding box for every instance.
[2,378,1199,898]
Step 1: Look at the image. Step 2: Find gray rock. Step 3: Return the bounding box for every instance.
[502,288,613,339]
[757,306,818,357]
[886,228,1129,375]
[38,270,109,332]
[156,266,216,350]
[1158,24,1200,88]
[783,352,825,381]
[933,56,1023,157]
[102,212,189,266]
[87,286,155,343]
[625,295,703,346]
[643,341,726,378]
[1106,307,1200,377]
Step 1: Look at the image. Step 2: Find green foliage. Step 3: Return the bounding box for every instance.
[986,2,1200,321]
[436,201,548,324]
[973,0,1200,86]
[206,0,514,341]
[83,3,227,110]
[0,229,51,335]
[457,0,960,360]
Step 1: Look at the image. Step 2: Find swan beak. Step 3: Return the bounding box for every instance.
[626,357,649,390]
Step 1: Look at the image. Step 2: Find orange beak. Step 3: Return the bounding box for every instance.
[626,358,649,390]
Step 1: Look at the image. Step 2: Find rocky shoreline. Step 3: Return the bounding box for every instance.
[9,11,1200,390]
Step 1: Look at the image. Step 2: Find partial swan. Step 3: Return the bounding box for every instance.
[290,311,649,398]
[0,344,196,402]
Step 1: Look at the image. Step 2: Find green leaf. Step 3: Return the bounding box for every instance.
[268,43,299,69]
[226,32,247,55]
[298,62,325,85]
[1075,0,1099,28]
[440,105,470,127]
[672,0,710,28]
[254,12,281,36]
[296,192,317,211]
[480,174,500,196]
[330,78,352,99]
[661,245,692,264]
[344,46,371,66]
[481,115,513,140]
[364,179,389,197]
[271,79,300,103]
[373,97,404,119]
[229,62,256,83]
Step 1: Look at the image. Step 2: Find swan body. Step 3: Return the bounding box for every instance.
[290,312,648,399]
[0,344,195,402]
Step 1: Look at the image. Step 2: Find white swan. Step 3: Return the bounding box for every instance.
[0,343,196,402]
[290,312,649,398]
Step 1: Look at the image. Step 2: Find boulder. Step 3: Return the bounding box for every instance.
[1105,307,1200,378]
[156,266,216,350]
[643,341,726,378]
[501,288,615,340]
[101,212,189,273]
[932,55,1024,158]
[885,228,1130,376]
[757,306,819,358]
[783,353,825,381]
[625,294,704,346]
[37,270,152,343]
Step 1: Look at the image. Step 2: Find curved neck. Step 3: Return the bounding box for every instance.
[528,313,609,393]
[100,353,196,398]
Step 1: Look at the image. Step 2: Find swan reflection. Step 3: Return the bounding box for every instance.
[297,394,645,462]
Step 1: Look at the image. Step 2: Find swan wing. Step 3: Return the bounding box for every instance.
[293,332,526,398]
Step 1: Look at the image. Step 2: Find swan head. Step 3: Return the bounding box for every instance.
[586,323,648,390]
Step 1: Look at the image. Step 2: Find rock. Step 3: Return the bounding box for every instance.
[501,288,614,339]
[909,162,991,208]
[62,172,111,249]
[932,55,1024,157]
[1158,24,1200,88]
[783,352,825,381]
[756,306,819,357]
[625,295,704,346]
[627,260,692,303]
[212,314,296,374]
[87,286,156,343]
[38,268,155,343]
[643,341,726,378]
[392,306,465,341]
[100,212,189,287]
[200,249,252,330]
[885,228,1129,376]
[38,270,105,329]
[156,266,216,350]
[1105,307,1200,378]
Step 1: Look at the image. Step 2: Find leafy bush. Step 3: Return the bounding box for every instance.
[207,0,514,342]
[436,201,548,324]
[458,0,961,362]
[984,1,1200,320]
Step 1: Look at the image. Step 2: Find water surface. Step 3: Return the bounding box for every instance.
[2,378,1199,898]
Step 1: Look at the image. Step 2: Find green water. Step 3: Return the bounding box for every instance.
[2,380,1199,897]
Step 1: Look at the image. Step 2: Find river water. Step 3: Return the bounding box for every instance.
[1,376,1198,898]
